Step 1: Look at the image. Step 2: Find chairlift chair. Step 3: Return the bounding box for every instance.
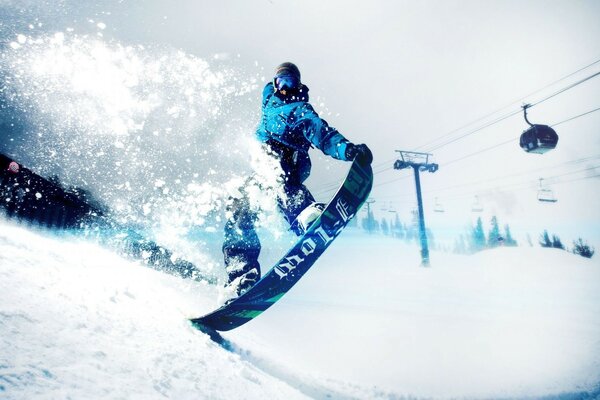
[537,178,558,203]
[471,195,484,212]
[519,104,559,154]
[433,197,444,213]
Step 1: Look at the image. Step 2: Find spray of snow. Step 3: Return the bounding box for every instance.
[0,31,292,270]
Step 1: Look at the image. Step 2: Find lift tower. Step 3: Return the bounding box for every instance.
[394,151,439,267]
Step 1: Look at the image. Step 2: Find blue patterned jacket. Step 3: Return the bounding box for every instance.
[256,82,350,184]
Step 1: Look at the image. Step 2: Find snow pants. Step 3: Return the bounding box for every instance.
[222,180,316,285]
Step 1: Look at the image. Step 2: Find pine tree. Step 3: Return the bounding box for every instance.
[504,224,518,246]
[426,228,435,250]
[573,238,595,258]
[361,214,370,233]
[470,217,486,252]
[459,234,467,254]
[526,233,533,247]
[393,213,404,239]
[362,208,377,234]
[373,217,381,233]
[453,234,467,254]
[402,209,419,242]
[381,218,390,236]
[348,213,358,228]
[487,216,501,248]
[403,222,412,243]
[552,234,565,250]
[539,230,552,248]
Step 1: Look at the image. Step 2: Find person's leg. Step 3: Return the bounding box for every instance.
[222,194,261,295]
[278,183,323,236]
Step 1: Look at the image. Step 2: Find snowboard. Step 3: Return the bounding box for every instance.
[190,158,373,332]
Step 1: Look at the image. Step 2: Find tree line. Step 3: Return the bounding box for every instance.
[357,211,594,259]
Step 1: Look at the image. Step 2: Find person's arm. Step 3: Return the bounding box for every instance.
[297,104,372,163]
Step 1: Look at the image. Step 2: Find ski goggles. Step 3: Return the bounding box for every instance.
[274,74,300,91]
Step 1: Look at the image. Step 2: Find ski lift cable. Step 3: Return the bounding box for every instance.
[435,159,600,195]
[406,167,599,202]
[357,71,600,180]
[374,161,600,201]
[444,137,516,168]
[529,71,600,108]
[403,167,599,203]
[553,172,600,186]
[484,169,600,196]
[438,105,600,169]
[473,165,595,199]
[411,57,600,152]
[424,109,522,153]
[360,61,600,176]
[360,172,599,218]
[449,164,597,197]
[423,70,600,153]
[550,106,600,128]
[312,68,600,193]
[430,173,585,202]
[373,150,596,194]
[362,107,600,197]
[374,144,560,192]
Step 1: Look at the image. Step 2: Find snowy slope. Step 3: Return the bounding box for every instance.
[1,219,600,399]
[233,231,600,398]
[0,220,309,400]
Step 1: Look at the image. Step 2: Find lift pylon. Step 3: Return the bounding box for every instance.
[394,151,439,267]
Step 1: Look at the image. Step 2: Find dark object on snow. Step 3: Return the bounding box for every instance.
[519,104,558,154]
[573,238,595,258]
[0,152,207,282]
[539,230,552,248]
[0,153,104,229]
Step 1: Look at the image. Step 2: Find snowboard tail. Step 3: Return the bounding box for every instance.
[191,158,373,332]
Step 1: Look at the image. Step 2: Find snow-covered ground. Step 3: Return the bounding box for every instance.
[1,219,599,399]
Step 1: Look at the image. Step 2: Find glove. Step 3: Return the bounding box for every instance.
[345,143,373,164]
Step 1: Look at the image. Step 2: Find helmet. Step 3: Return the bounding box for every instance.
[274,62,301,91]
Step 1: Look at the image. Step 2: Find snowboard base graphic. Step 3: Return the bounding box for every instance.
[190,159,373,332]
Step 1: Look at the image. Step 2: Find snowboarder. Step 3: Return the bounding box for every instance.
[223,62,373,296]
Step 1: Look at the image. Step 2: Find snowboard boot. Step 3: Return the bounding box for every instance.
[222,265,260,305]
[294,202,326,235]
[223,248,261,298]
[235,267,260,296]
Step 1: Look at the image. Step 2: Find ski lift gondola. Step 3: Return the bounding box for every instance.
[519,104,559,154]
[537,178,558,203]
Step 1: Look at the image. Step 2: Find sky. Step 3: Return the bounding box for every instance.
[1,0,599,248]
